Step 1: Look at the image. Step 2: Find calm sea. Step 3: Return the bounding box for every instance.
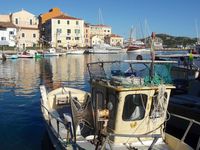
[0,51,191,150]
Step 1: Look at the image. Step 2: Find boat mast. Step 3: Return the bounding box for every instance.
[195,20,200,44]
[128,26,133,46]
[150,32,156,81]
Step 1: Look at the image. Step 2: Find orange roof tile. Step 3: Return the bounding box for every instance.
[0,22,16,28]
[52,15,82,20]
[92,24,111,28]
[110,34,122,37]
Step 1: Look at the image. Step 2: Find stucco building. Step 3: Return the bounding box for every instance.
[84,23,91,47]
[11,9,39,49]
[0,22,17,47]
[105,34,124,46]
[43,14,84,48]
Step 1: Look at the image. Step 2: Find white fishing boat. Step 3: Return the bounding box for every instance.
[43,48,60,56]
[40,59,200,150]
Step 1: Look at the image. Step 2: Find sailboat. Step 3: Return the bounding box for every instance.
[125,26,149,52]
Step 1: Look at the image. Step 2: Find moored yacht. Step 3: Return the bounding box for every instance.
[43,48,60,56]
[86,43,122,54]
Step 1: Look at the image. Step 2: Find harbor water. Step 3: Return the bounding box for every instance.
[0,53,141,150]
[0,51,195,150]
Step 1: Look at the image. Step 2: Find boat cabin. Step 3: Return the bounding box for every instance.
[87,60,175,146]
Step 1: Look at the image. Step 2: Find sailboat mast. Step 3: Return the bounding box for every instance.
[195,20,199,44]
[150,32,156,81]
[129,26,133,46]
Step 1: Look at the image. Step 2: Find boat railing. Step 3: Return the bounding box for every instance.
[170,113,200,150]
[41,104,73,146]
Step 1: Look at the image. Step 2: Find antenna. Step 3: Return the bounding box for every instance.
[195,19,199,44]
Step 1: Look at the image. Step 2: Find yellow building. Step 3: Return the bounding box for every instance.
[11,9,39,49]
[105,34,124,46]
[44,14,85,48]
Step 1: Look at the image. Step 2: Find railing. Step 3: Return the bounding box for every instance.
[170,113,200,150]
[41,104,73,147]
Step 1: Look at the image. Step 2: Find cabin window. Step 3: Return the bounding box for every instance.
[122,94,147,121]
[95,92,104,109]
[108,94,117,118]
[149,92,168,118]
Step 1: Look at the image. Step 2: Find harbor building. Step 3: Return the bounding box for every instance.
[84,23,91,47]
[105,34,124,47]
[10,9,39,49]
[43,14,84,48]
[0,21,17,47]
[89,24,111,46]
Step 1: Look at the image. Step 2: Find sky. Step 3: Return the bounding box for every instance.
[0,0,200,39]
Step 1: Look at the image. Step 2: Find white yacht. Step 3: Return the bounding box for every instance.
[87,43,122,54]
[43,48,60,56]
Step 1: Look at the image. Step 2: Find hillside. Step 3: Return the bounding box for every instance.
[155,34,197,48]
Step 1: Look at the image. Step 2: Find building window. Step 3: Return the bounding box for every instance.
[1,37,6,40]
[33,34,36,38]
[76,21,79,25]
[67,20,70,25]
[56,28,62,34]
[66,37,71,40]
[67,29,71,34]
[57,40,61,43]
[75,29,80,34]
[122,94,147,121]
[30,19,32,25]
[108,30,110,32]
[9,31,14,35]
[58,20,60,24]
[75,37,80,40]
[15,18,18,24]
[22,33,25,38]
